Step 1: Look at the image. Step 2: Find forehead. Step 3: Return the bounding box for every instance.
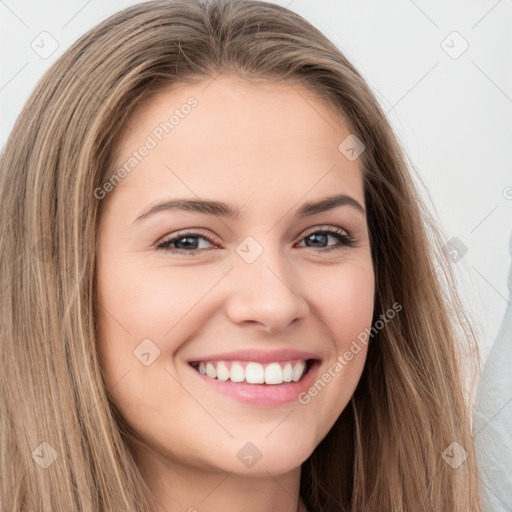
[108,76,364,212]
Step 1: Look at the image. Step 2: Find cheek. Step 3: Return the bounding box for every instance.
[296,261,374,436]
[98,256,226,337]
[312,259,375,347]
[95,257,227,394]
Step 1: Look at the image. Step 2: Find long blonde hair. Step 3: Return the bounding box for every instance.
[0,0,481,510]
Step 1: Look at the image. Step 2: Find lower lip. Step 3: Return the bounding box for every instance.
[189,361,320,406]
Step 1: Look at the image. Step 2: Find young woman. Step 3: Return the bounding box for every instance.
[0,0,481,510]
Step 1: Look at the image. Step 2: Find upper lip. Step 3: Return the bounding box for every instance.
[186,348,320,364]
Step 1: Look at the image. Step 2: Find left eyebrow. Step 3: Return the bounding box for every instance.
[133,193,365,224]
[296,194,365,217]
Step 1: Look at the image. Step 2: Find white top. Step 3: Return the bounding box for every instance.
[474,230,512,511]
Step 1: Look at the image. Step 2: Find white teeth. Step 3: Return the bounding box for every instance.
[230,363,245,382]
[264,362,283,384]
[216,361,230,381]
[194,359,309,385]
[245,362,265,384]
[291,361,306,382]
[205,362,217,379]
[282,362,292,382]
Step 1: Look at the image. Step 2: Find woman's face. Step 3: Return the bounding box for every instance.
[96,76,374,477]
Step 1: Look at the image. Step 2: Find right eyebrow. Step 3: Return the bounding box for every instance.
[133,199,241,224]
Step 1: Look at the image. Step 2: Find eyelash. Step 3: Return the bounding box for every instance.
[156,226,356,254]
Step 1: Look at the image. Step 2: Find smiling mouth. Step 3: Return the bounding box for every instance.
[189,359,313,385]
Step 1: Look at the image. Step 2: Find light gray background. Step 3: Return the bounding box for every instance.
[1,0,511,366]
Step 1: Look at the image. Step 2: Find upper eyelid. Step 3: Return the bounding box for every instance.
[300,225,350,237]
[159,225,349,239]
[158,228,220,245]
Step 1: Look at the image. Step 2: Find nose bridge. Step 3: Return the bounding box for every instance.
[225,236,309,330]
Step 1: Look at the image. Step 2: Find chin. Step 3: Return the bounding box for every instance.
[204,435,316,476]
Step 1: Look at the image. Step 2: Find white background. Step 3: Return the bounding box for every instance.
[1,0,511,366]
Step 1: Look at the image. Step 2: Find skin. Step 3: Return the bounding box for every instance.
[96,75,375,512]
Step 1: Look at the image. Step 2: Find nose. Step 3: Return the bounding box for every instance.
[224,248,310,333]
